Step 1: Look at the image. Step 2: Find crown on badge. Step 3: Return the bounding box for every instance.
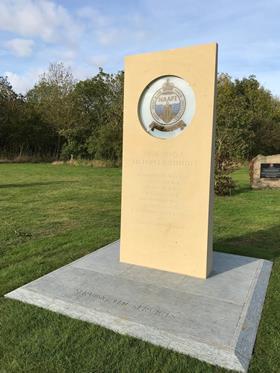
[162,79,174,92]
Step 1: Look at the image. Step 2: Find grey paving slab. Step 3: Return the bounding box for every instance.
[5,240,272,372]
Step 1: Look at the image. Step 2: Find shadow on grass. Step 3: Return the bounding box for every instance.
[214,224,280,261]
[232,185,252,195]
[0,181,78,189]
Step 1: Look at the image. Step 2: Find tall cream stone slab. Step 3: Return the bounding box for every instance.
[120,43,218,278]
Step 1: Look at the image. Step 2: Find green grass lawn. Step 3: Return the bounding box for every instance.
[0,164,279,373]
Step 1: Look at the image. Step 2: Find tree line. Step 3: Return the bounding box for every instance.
[0,64,123,163]
[1,63,280,171]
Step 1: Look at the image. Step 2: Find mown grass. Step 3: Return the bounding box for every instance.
[0,164,279,373]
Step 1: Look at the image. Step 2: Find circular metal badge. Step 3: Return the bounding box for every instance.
[138,76,195,139]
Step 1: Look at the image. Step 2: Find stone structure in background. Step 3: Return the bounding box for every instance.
[250,154,280,189]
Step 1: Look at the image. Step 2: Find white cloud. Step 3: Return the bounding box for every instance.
[77,6,148,47]
[0,0,81,43]
[77,6,111,28]
[5,67,44,93]
[71,64,98,82]
[88,54,108,67]
[5,64,97,94]
[5,38,34,57]
[35,46,77,67]
[96,29,120,46]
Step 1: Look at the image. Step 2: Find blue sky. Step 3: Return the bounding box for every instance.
[1,0,280,96]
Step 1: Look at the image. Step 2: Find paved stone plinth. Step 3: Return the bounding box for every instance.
[5,241,272,372]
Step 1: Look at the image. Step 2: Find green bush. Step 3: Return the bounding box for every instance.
[215,173,236,196]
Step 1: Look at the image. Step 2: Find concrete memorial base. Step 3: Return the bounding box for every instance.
[5,241,272,372]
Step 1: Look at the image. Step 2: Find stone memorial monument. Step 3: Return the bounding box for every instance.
[250,154,280,189]
[5,43,272,372]
[120,44,217,278]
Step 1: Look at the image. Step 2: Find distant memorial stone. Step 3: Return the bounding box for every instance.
[250,154,280,189]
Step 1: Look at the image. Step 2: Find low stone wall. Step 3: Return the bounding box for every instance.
[249,154,280,189]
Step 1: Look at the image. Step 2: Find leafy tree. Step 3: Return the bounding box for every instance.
[253,120,280,155]
[61,69,124,162]
[216,74,280,164]
[215,73,280,194]
[26,63,76,158]
[0,75,58,158]
[1,65,279,173]
[0,77,23,157]
[85,71,123,162]
[0,76,17,101]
